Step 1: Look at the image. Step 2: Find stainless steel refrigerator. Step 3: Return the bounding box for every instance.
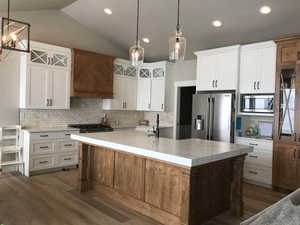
[191,93,235,143]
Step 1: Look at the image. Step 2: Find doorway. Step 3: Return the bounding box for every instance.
[174,81,196,139]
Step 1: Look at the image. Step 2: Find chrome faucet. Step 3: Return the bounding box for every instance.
[147,114,160,138]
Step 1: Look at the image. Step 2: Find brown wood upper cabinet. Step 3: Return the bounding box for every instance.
[273,36,300,190]
[71,49,114,98]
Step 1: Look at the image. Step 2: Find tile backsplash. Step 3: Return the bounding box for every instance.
[20,98,144,129]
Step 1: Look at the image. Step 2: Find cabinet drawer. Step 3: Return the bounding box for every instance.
[57,153,78,167]
[58,141,78,152]
[56,131,79,139]
[31,155,55,171]
[244,164,272,185]
[31,132,57,140]
[236,138,273,151]
[32,142,55,155]
[246,150,273,167]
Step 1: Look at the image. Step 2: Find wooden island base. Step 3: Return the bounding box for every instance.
[79,143,246,225]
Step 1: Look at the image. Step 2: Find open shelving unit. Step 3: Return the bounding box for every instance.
[0,125,24,174]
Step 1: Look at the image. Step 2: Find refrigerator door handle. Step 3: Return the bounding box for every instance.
[207,97,211,139]
[210,97,215,140]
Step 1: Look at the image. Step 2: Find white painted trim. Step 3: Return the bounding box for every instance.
[241,41,276,51]
[173,80,197,139]
[174,80,197,88]
[194,45,240,56]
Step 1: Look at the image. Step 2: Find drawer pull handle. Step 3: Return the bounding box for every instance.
[64,157,72,161]
[249,155,258,158]
[65,134,71,136]
[249,143,258,146]
[40,161,49,164]
[40,146,49,149]
[64,144,73,147]
[249,170,258,175]
[40,135,49,137]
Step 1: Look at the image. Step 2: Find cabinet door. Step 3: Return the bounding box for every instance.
[48,69,70,109]
[216,51,238,90]
[196,55,216,91]
[258,47,277,93]
[26,65,47,108]
[145,160,188,216]
[239,49,259,93]
[110,77,124,110]
[93,147,115,188]
[278,41,298,66]
[123,78,137,110]
[150,79,165,111]
[51,52,70,69]
[275,143,298,190]
[114,152,145,200]
[137,78,151,111]
[30,48,49,66]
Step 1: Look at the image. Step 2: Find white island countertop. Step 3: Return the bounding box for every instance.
[71,131,253,167]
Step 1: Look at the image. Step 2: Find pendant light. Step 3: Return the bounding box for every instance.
[169,0,186,62]
[129,0,144,67]
[1,0,31,54]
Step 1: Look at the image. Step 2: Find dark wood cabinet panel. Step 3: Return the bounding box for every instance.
[275,143,298,190]
[145,160,189,217]
[273,36,300,190]
[93,146,115,187]
[276,37,298,66]
[71,49,114,98]
[114,152,145,200]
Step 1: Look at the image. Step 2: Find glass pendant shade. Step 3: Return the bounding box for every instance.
[129,41,144,67]
[169,30,186,62]
[1,17,30,53]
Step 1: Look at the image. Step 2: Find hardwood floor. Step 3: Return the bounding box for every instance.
[0,170,287,225]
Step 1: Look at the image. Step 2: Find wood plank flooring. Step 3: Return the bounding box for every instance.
[0,169,287,225]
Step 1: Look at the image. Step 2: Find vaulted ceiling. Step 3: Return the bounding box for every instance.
[2,0,300,61]
[0,0,76,11]
[62,0,300,61]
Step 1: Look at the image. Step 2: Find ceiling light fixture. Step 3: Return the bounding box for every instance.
[104,8,112,15]
[169,0,186,62]
[129,0,144,67]
[0,0,31,54]
[142,38,150,43]
[212,20,223,27]
[260,6,271,14]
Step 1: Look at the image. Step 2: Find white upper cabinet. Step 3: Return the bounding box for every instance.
[20,41,71,109]
[137,62,166,112]
[137,67,152,111]
[195,45,240,91]
[102,59,138,110]
[103,60,167,112]
[239,41,277,94]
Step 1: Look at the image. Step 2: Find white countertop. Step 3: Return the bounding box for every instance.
[71,131,253,167]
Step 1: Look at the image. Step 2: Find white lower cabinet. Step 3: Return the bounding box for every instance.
[23,130,79,176]
[236,137,273,187]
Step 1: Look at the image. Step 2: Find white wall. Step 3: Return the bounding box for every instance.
[1,10,127,58]
[144,60,197,128]
[165,60,197,112]
[0,51,20,125]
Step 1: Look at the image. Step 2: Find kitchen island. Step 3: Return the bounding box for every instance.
[71,131,253,225]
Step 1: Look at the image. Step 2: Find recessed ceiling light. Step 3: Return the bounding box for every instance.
[142,38,150,43]
[104,8,112,15]
[212,20,223,27]
[260,6,271,14]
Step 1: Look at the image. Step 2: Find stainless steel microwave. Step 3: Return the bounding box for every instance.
[240,94,274,113]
